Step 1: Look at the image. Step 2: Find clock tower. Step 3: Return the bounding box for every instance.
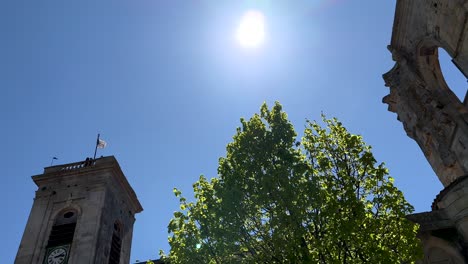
[15,156,143,264]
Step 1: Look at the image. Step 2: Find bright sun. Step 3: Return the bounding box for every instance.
[236,10,266,48]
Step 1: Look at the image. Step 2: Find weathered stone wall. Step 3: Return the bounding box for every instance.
[385,0,468,262]
[408,176,468,263]
[384,0,468,187]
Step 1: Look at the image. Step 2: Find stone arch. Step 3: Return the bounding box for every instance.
[415,39,463,107]
[394,38,468,185]
[423,235,465,264]
[50,204,82,222]
[383,0,468,187]
[48,207,80,241]
[439,48,468,103]
[112,220,123,236]
[54,209,78,226]
[42,206,80,264]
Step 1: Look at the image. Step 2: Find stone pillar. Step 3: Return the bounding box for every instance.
[384,0,468,262]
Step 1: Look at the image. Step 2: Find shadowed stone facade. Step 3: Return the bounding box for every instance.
[384,0,468,263]
[15,156,143,264]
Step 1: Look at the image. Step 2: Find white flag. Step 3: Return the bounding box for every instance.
[97,139,107,149]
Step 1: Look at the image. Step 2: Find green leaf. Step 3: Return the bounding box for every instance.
[163,102,422,264]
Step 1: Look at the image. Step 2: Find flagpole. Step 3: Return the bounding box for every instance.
[93,133,100,160]
[50,157,58,166]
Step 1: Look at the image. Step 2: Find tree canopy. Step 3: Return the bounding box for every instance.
[162,102,422,263]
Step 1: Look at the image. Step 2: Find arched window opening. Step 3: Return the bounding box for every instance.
[47,209,77,248]
[439,48,468,103]
[43,209,77,264]
[108,221,122,264]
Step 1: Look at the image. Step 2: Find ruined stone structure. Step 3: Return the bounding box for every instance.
[384,0,468,263]
[15,156,143,264]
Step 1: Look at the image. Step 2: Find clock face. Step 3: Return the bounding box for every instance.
[46,247,68,264]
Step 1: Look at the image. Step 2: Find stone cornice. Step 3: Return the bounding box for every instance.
[32,156,143,214]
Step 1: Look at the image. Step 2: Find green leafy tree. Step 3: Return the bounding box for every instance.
[162,102,421,263]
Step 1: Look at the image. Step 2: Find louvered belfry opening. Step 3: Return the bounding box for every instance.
[47,210,77,247]
[108,221,122,264]
[47,223,76,247]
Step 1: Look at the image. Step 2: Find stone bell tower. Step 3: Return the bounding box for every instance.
[15,156,143,264]
[384,0,468,263]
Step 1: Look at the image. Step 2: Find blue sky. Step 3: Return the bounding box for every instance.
[2,0,466,262]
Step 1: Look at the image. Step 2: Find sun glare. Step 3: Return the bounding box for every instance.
[236,10,266,48]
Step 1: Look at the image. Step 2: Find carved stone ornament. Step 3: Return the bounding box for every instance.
[383,0,468,187]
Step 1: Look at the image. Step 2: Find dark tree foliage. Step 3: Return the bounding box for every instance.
[163,102,422,263]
